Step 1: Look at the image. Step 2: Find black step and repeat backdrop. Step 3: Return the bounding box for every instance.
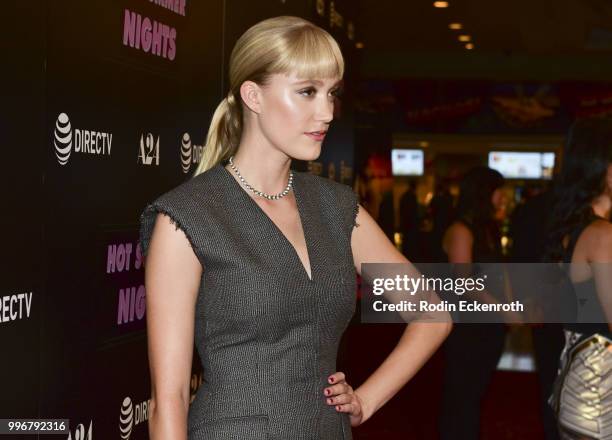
[3,1,358,438]
[4,0,45,425]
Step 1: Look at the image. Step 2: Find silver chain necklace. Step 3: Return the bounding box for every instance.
[228,155,294,200]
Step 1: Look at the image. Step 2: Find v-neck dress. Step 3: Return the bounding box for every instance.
[139,162,359,440]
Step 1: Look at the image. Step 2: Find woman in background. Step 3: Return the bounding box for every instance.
[438,166,508,440]
[546,118,612,440]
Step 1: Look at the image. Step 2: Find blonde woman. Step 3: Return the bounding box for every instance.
[140,16,452,440]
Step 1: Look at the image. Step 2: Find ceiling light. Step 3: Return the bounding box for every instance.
[449,23,463,30]
[458,35,471,42]
[355,42,364,49]
[465,43,474,50]
[433,1,449,8]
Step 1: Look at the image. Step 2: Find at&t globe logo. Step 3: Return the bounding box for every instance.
[119,396,150,440]
[54,113,72,166]
[119,397,133,440]
[181,132,203,174]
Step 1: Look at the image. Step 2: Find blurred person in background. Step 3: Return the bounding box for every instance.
[428,179,454,263]
[510,181,564,440]
[545,118,612,440]
[400,181,419,260]
[378,189,395,243]
[438,166,508,440]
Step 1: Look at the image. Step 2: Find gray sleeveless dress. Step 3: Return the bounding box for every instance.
[139,162,359,440]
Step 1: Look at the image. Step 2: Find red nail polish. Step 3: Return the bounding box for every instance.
[336,405,341,411]
[329,377,334,383]
[325,389,330,395]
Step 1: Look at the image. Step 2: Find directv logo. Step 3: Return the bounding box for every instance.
[53,113,112,166]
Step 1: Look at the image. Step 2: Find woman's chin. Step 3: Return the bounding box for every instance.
[292,146,322,163]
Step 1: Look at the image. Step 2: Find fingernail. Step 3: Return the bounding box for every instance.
[327,398,333,404]
[329,376,334,383]
[325,389,330,395]
[336,405,341,411]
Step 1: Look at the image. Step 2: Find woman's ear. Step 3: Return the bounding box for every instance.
[239,81,262,114]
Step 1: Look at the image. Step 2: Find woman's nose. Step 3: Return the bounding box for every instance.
[315,97,334,122]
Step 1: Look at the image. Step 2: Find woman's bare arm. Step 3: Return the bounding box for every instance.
[442,221,473,263]
[144,213,202,439]
[589,220,612,333]
[350,204,452,422]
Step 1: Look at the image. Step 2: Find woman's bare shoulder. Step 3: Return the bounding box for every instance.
[585,219,612,260]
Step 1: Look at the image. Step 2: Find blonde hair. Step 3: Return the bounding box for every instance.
[193,16,344,176]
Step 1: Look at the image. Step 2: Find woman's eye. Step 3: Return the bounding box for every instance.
[299,88,343,99]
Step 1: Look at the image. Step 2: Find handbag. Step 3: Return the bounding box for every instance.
[549,332,612,439]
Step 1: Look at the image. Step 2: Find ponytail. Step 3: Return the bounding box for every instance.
[193,91,243,176]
